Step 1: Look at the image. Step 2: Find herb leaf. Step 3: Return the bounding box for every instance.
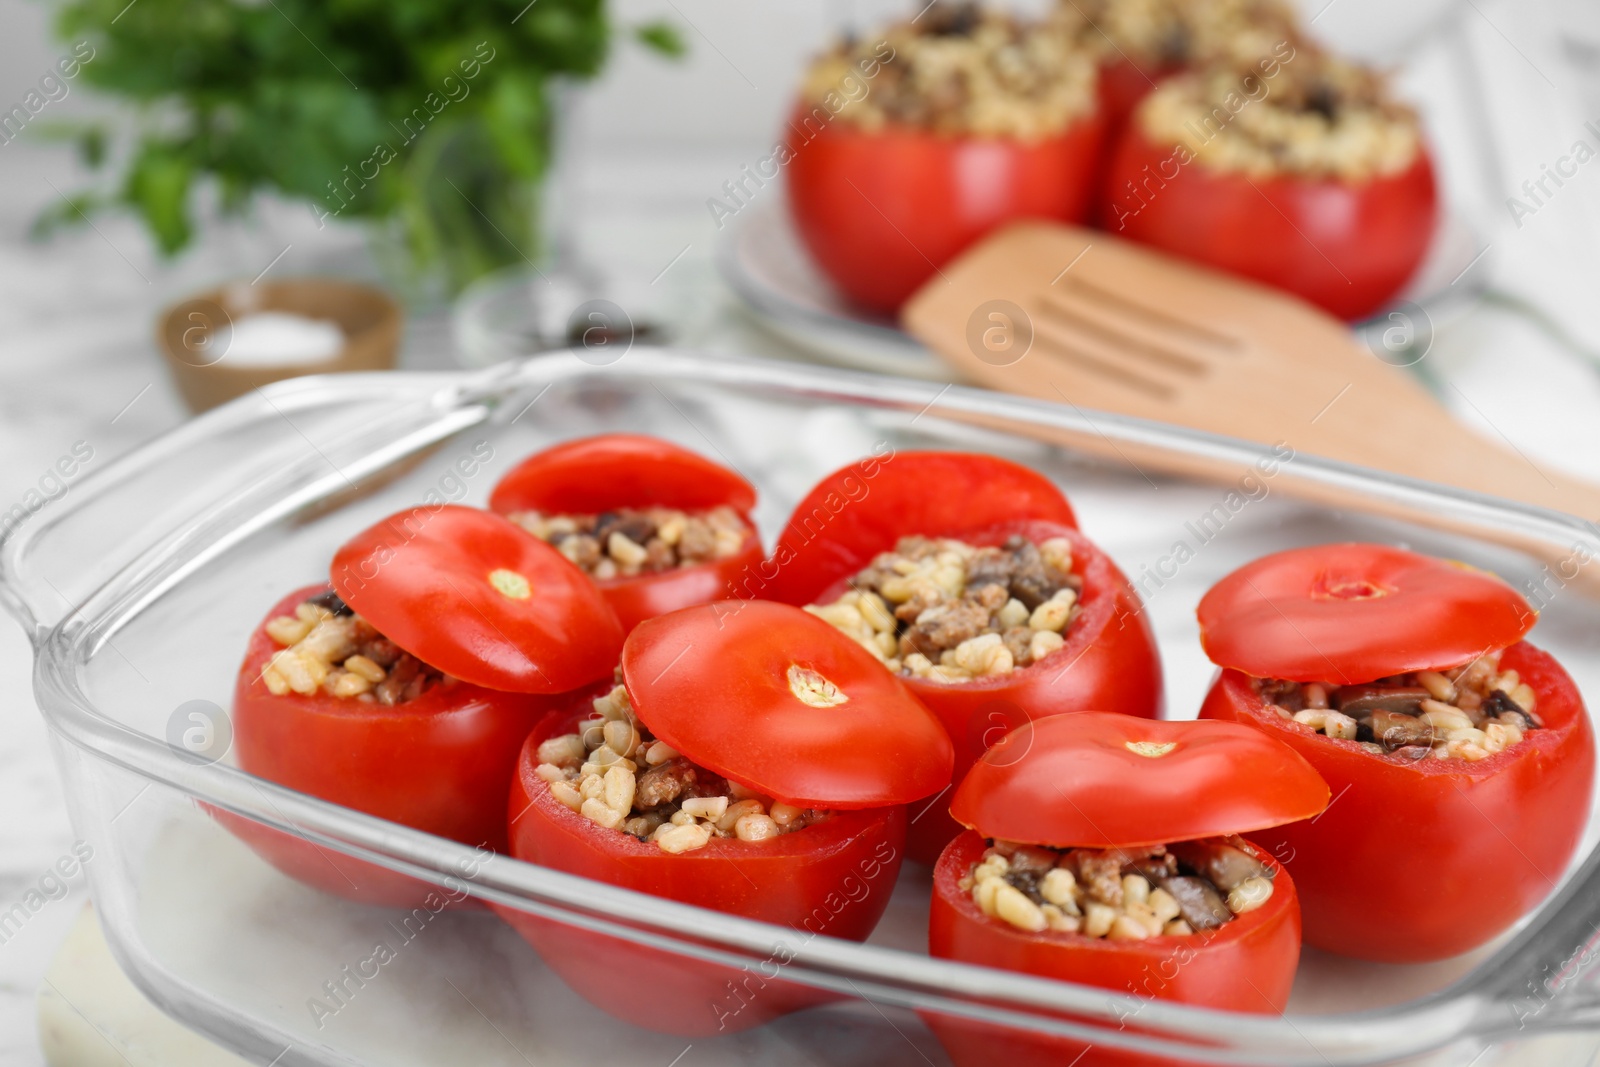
[43,0,674,288]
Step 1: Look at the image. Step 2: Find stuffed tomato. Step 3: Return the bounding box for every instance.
[490,434,762,632]
[785,6,1104,314]
[1197,543,1595,962]
[499,599,953,1035]
[1068,0,1303,132]
[927,712,1328,1067]
[231,505,624,906]
[1102,53,1437,321]
[768,450,1161,864]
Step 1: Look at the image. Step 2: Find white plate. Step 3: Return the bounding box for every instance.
[716,195,1488,380]
[714,199,943,380]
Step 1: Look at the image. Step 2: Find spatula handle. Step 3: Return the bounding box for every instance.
[1292,388,1600,524]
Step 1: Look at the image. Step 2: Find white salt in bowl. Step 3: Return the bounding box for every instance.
[157,279,401,412]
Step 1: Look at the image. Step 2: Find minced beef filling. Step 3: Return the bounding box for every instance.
[262,591,447,705]
[963,837,1274,939]
[800,4,1098,139]
[534,685,827,854]
[1066,0,1300,72]
[1255,651,1540,762]
[808,535,1082,683]
[1137,52,1421,181]
[507,505,749,580]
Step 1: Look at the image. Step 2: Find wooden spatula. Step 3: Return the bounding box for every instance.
[902,222,1600,524]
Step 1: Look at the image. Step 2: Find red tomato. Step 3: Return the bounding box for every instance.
[622,600,954,807]
[926,830,1302,1067]
[1201,640,1595,962]
[925,713,1319,1066]
[1098,60,1170,133]
[489,434,763,633]
[1087,61,1173,228]
[764,453,1157,862]
[886,521,1162,863]
[331,504,623,693]
[1101,127,1438,321]
[489,434,758,514]
[951,711,1328,849]
[498,704,908,1035]
[230,586,556,906]
[1197,543,1535,686]
[591,542,765,635]
[764,450,1079,607]
[786,108,1107,314]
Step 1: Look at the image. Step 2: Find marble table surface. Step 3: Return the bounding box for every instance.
[6,8,1600,1060]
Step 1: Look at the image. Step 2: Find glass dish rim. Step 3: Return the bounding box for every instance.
[7,348,1600,1064]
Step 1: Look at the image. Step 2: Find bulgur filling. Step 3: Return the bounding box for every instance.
[507,506,750,580]
[1137,54,1422,181]
[963,836,1274,938]
[261,591,450,705]
[807,535,1082,683]
[534,685,828,855]
[1064,0,1300,73]
[1255,651,1541,762]
[802,4,1098,139]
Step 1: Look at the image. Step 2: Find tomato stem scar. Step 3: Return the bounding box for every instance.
[1125,740,1175,758]
[788,664,849,708]
[1314,578,1388,601]
[489,568,533,600]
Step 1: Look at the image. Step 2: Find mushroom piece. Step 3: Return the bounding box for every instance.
[1483,689,1540,729]
[1367,710,1436,751]
[1003,869,1045,899]
[307,589,354,617]
[1333,685,1431,719]
[1168,838,1271,892]
[1161,876,1233,930]
[593,511,656,550]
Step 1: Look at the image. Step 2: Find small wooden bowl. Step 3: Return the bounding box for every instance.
[157,278,402,412]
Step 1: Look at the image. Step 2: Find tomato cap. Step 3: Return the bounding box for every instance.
[951,712,1329,849]
[621,600,954,808]
[1198,543,1534,684]
[489,433,757,515]
[332,505,624,693]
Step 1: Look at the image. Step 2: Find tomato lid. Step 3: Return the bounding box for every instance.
[620,600,954,808]
[489,433,757,516]
[331,505,624,693]
[951,713,1328,849]
[766,450,1078,605]
[1198,543,1533,684]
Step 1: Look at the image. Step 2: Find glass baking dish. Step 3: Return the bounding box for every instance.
[6,349,1600,1067]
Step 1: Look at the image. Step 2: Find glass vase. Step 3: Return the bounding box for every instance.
[368,83,579,309]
